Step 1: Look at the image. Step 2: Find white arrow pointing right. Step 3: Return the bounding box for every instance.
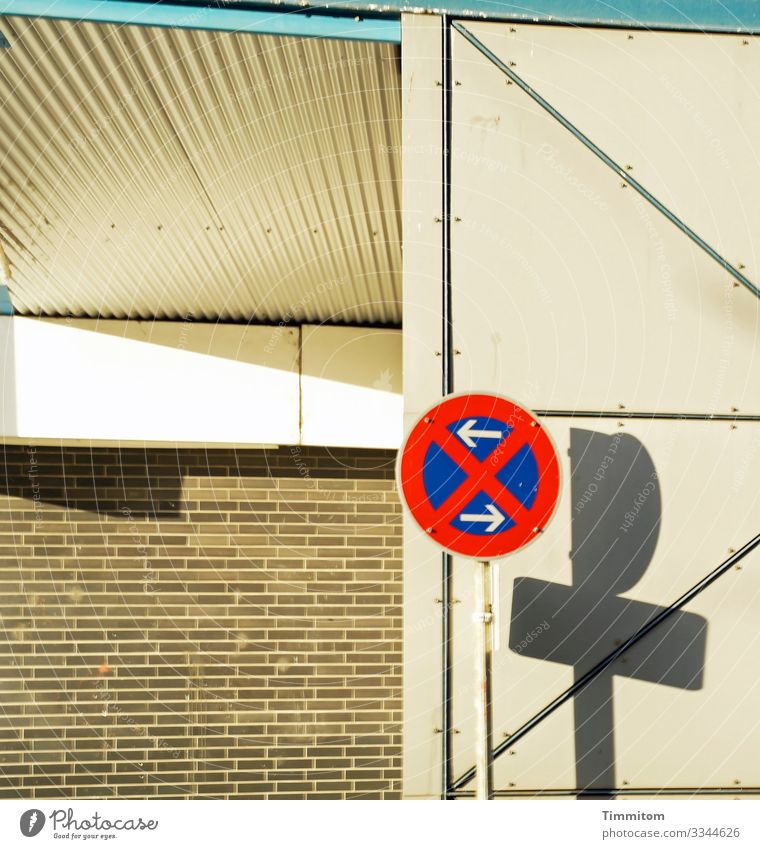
[459,503,506,533]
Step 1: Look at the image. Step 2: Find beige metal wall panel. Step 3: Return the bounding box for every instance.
[300,323,402,448]
[449,22,760,414]
[401,13,445,798]
[0,15,400,324]
[404,20,760,797]
[448,419,760,793]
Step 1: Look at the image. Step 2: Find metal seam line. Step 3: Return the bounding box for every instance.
[452,787,760,797]
[451,21,760,301]
[0,0,402,43]
[451,529,760,792]
[536,410,760,421]
[440,13,455,801]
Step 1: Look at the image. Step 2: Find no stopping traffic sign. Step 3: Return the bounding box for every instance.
[397,393,561,559]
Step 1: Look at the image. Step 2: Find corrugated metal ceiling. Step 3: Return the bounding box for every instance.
[0,15,401,324]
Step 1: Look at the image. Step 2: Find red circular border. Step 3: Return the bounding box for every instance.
[397,393,561,560]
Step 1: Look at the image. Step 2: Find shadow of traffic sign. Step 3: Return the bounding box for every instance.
[509,428,707,796]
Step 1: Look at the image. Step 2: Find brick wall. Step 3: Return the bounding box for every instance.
[0,445,402,799]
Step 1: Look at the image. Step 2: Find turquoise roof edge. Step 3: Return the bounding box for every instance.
[0,0,402,42]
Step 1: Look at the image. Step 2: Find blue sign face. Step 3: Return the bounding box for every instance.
[422,415,540,536]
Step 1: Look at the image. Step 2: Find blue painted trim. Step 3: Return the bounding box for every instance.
[0,0,402,43]
[0,285,13,316]
[332,0,760,32]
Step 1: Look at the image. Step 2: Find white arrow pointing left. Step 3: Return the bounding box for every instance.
[457,419,505,448]
[459,503,506,533]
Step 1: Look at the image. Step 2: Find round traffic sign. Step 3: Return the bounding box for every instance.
[397,393,561,559]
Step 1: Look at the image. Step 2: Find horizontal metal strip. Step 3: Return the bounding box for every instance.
[536,410,760,421]
[451,787,760,797]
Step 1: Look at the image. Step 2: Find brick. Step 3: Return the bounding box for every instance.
[0,445,401,800]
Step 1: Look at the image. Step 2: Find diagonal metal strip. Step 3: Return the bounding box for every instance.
[451,530,760,792]
[451,21,760,302]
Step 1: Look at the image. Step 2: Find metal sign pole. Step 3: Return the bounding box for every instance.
[474,559,494,800]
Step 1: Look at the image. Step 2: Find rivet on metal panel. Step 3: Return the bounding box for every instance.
[434,351,442,357]
[618,403,626,409]
[508,782,516,787]
[434,216,442,223]
[435,80,442,87]
[453,728,461,735]
[730,424,738,430]
[505,79,513,86]
[508,750,516,756]
[732,406,740,412]
[532,527,543,534]
[455,80,462,87]
[426,527,436,534]
[454,349,461,355]
[620,182,628,188]
[424,416,433,423]
[433,727,442,734]
[625,165,634,171]
[742,39,750,45]
[738,262,746,269]
[509,61,517,67]
[509,27,517,33]
[622,779,630,785]
[627,34,634,40]
[454,217,462,222]
[618,422,625,427]
[734,779,742,784]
